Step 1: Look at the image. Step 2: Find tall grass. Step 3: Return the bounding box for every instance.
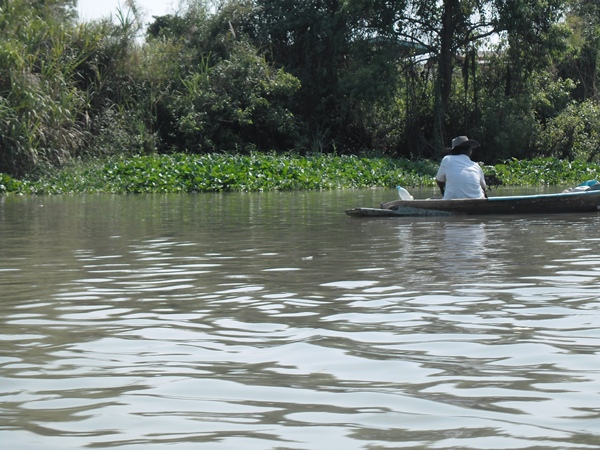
[0,0,151,177]
[0,1,92,176]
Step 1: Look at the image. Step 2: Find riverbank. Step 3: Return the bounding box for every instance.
[1,153,599,195]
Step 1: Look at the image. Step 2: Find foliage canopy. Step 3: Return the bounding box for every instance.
[0,0,599,178]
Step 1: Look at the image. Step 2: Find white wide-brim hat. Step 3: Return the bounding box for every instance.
[451,135,480,149]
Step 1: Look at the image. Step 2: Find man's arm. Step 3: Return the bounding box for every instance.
[436,180,445,196]
[479,167,488,198]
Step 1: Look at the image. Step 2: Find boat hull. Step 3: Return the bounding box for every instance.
[346,191,600,217]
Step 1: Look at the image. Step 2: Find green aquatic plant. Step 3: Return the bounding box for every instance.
[7,153,438,194]
[4,154,599,195]
[494,157,600,186]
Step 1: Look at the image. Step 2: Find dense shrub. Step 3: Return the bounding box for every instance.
[534,100,600,161]
[165,41,303,153]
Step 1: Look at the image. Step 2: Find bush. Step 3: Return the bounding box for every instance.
[534,100,600,162]
[165,41,303,153]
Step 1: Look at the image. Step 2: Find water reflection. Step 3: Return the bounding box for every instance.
[2,191,600,449]
[439,221,488,276]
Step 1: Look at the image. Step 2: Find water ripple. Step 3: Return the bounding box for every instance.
[2,194,600,449]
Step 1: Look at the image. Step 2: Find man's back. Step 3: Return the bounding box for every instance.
[436,154,486,199]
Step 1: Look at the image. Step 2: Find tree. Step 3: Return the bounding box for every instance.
[350,0,568,149]
[560,0,600,100]
[249,0,348,149]
[144,1,303,153]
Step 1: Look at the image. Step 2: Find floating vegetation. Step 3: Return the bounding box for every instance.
[3,154,599,195]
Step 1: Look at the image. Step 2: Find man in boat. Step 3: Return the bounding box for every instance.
[435,136,487,199]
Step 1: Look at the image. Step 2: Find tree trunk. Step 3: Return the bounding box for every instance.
[433,0,458,150]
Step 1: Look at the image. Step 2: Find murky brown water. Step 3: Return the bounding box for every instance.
[2,189,600,449]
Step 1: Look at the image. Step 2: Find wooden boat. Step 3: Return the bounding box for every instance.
[345,190,600,217]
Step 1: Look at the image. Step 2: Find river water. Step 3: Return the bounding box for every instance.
[2,189,600,450]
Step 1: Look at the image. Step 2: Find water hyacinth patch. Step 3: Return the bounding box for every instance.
[2,154,599,195]
[5,153,438,194]
[492,158,600,186]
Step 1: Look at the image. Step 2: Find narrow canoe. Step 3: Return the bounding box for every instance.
[345,190,600,217]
